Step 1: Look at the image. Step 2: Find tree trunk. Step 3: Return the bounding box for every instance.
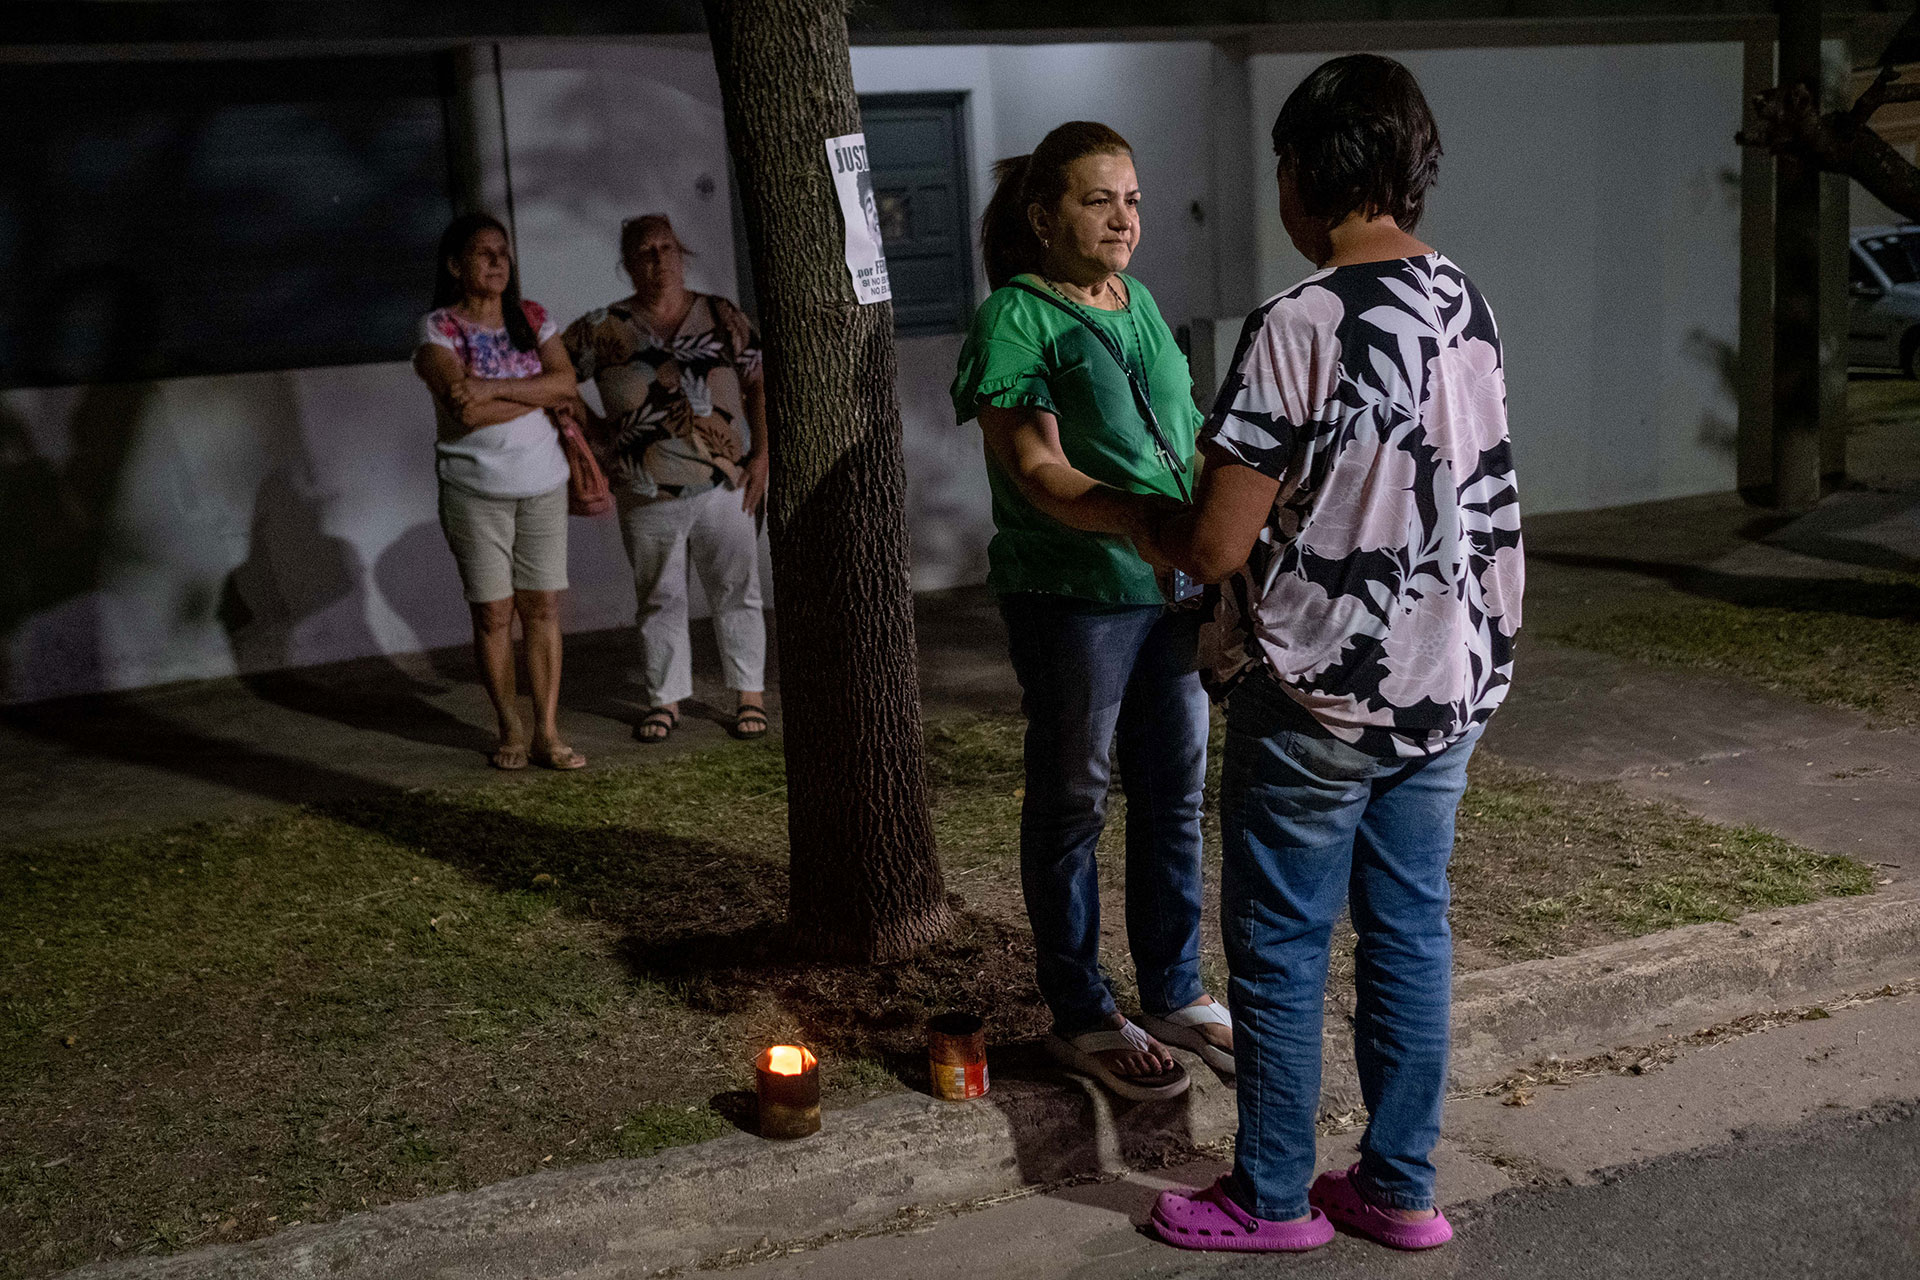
[703,0,951,962]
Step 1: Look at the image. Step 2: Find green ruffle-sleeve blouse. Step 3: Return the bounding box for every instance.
[950,273,1201,605]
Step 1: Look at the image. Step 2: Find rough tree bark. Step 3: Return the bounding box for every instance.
[703,0,952,962]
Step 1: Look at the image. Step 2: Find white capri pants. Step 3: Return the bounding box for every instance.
[617,484,766,706]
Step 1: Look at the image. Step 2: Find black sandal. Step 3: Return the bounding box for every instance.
[635,707,679,743]
[730,706,769,740]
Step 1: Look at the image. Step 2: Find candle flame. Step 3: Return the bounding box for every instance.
[764,1045,815,1075]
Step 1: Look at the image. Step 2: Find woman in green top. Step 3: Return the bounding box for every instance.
[951,121,1232,1102]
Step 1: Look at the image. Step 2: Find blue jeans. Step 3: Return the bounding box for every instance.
[999,593,1209,1038]
[1220,671,1481,1220]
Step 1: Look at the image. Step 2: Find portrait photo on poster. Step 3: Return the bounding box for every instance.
[825,130,891,304]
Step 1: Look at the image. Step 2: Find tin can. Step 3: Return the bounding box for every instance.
[927,1012,988,1101]
[755,1044,821,1139]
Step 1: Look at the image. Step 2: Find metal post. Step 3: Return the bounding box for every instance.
[1739,35,1777,502]
[1772,0,1825,510]
[1818,35,1852,489]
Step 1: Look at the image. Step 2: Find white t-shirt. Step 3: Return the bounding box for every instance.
[419,302,570,499]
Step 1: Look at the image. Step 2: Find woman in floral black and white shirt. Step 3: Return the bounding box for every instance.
[1131,56,1522,1256]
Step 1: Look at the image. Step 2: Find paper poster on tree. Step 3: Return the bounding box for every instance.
[825,132,891,304]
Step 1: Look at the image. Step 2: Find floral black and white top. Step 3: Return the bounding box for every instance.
[562,294,763,503]
[1200,254,1524,758]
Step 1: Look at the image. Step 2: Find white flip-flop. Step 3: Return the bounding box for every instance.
[1045,1019,1191,1102]
[1138,1001,1235,1075]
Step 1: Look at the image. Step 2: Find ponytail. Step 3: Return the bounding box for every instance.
[978,122,1133,291]
[981,155,1040,290]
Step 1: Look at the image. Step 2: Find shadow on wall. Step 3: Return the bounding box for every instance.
[373,518,472,682]
[220,475,491,755]
[898,334,992,592]
[1688,326,1739,455]
[1689,165,1746,458]
[219,467,375,672]
[0,267,160,701]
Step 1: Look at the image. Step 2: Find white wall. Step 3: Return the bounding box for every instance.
[851,41,1220,322]
[501,42,742,333]
[0,35,1761,703]
[0,40,745,705]
[897,333,992,591]
[1249,44,1747,514]
[0,361,649,704]
[849,41,1224,596]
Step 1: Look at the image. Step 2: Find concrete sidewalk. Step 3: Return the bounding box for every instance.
[1488,643,1920,877]
[0,587,1020,848]
[711,989,1920,1280]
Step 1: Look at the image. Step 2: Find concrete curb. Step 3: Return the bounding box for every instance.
[66,887,1920,1280]
[1449,885,1920,1081]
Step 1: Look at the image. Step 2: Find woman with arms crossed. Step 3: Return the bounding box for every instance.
[1139,56,1523,1254]
[950,122,1234,1104]
[413,213,587,772]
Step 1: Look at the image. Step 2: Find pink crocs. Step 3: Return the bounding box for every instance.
[1149,1178,1335,1252]
[1309,1164,1454,1250]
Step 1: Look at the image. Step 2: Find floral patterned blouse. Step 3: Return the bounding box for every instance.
[1201,254,1524,758]
[422,300,555,380]
[418,300,569,500]
[561,293,763,502]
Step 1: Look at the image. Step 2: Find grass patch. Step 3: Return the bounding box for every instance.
[1450,757,1874,961]
[616,1104,734,1160]
[0,715,1872,1276]
[1549,573,1920,724]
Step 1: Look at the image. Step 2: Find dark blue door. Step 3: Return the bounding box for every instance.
[858,92,975,337]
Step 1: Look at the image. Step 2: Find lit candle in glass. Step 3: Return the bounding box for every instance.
[755,1044,820,1139]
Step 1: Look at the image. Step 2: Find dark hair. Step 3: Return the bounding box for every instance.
[1270,54,1441,232]
[980,121,1132,290]
[432,213,538,352]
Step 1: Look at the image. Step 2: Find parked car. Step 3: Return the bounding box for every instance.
[1849,224,1920,375]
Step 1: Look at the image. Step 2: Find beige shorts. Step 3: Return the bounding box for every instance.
[437,481,569,603]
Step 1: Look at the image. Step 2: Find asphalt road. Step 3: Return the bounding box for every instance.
[1174,1102,1920,1280]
